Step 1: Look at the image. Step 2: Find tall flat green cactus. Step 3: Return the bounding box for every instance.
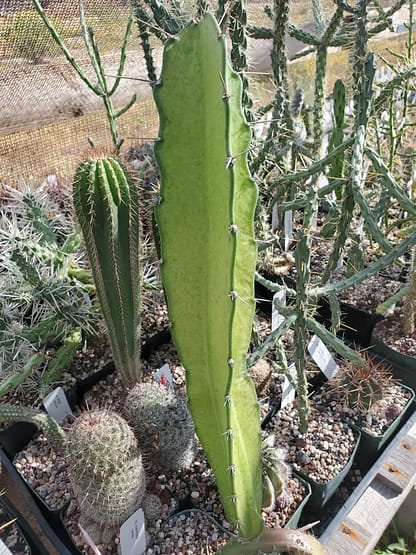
[73,157,141,386]
[154,13,263,540]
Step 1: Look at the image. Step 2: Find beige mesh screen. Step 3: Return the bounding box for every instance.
[0,0,160,186]
[0,0,281,188]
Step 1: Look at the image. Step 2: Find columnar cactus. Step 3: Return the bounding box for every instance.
[73,156,141,386]
[153,13,263,539]
[124,382,196,472]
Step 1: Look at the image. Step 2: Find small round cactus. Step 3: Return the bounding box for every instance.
[124,382,196,472]
[66,409,146,534]
[328,354,395,414]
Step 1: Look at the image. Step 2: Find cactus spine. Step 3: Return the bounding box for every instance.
[73,157,141,386]
[124,382,196,472]
[66,409,146,536]
[0,404,145,539]
[154,14,263,539]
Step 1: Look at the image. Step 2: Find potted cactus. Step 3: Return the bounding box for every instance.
[317,354,415,472]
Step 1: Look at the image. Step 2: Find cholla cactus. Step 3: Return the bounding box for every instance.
[0,183,96,396]
[124,382,196,472]
[328,354,395,414]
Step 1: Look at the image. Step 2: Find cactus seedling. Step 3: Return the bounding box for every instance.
[328,354,395,414]
[73,156,141,386]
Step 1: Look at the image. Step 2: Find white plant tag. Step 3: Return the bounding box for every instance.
[0,539,13,555]
[154,363,173,388]
[307,335,339,379]
[272,202,278,232]
[78,524,103,555]
[281,364,296,409]
[284,210,293,251]
[120,508,146,555]
[43,387,73,423]
[272,290,286,331]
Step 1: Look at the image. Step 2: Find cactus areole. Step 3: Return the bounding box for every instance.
[154,13,263,539]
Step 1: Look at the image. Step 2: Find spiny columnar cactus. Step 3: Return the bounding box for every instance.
[124,382,196,472]
[154,13,263,539]
[73,156,141,386]
[66,409,146,539]
[328,354,394,414]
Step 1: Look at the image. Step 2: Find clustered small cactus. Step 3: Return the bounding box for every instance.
[328,354,395,414]
[124,381,196,472]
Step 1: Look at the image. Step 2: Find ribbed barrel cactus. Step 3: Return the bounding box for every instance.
[73,156,141,386]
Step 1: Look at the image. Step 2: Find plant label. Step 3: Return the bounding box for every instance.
[120,508,146,555]
[284,210,293,251]
[307,335,339,379]
[0,539,13,555]
[272,202,278,232]
[281,364,296,409]
[43,387,73,423]
[154,363,174,388]
[272,289,286,331]
[78,524,103,555]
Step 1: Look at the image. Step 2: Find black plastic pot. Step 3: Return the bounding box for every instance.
[0,430,80,555]
[349,384,415,473]
[369,334,416,391]
[0,486,51,555]
[315,300,382,348]
[285,473,312,529]
[296,431,361,514]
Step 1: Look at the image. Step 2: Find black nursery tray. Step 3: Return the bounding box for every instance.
[0,481,50,555]
[0,363,119,555]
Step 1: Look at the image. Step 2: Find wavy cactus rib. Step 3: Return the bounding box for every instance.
[73,157,141,386]
[154,13,263,539]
